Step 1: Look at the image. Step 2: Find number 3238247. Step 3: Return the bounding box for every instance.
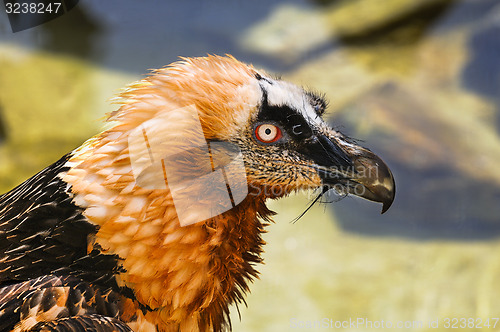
[5,2,62,14]
[443,318,499,329]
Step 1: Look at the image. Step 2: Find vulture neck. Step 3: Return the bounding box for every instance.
[63,133,275,331]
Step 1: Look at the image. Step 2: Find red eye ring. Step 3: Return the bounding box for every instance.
[255,124,282,143]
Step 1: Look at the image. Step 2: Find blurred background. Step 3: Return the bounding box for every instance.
[1,0,500,330]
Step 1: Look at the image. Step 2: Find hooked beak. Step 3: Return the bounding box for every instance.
[301,135,395,214]
[343,148,395,214]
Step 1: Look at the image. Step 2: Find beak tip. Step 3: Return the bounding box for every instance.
[381,200,393,214]
[380,180,395,214]
[356,153,395,215]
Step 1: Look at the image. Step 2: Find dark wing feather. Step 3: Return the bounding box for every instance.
[0,155,132,329]
[0,275,125,331]
[30,315,133,332]
[0,154,122,290]
[0,274,66,330]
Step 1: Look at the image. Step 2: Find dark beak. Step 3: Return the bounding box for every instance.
[300,135,395,214]
[343,148,395,214]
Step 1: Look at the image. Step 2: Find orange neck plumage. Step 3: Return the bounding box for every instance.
[62,56,273,331]
[64,132,273,331]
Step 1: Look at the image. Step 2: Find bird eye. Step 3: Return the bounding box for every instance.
[255,124,282,144]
